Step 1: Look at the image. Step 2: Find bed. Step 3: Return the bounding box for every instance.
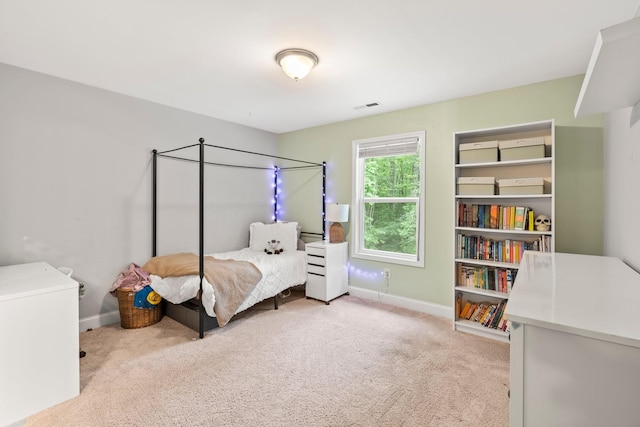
[150,138,326,337]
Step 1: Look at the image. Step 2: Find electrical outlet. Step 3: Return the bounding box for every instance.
[383,268,391,279]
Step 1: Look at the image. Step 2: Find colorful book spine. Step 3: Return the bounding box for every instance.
[490,205,498,229]
[514,206,526,230]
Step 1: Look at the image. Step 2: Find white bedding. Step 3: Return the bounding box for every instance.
[149,248,307,318]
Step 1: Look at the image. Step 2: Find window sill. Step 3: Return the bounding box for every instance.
[351,251,424,268]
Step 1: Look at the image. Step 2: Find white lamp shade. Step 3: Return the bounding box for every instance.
[276,49,318,80]
[326,203,349,222]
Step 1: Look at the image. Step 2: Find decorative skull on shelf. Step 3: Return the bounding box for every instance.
[535,215,551,231]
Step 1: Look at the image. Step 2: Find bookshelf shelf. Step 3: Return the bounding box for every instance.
[455,157,551,169]
[454,319,510,343]
[456,226,552,237]
[454,286,509,299]
[456,194,552,200]
[453,119,555,342]
[455,258,519,269]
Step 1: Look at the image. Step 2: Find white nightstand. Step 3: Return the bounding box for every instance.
[305,241,348,304]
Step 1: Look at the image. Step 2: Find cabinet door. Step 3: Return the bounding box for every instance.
[306,271,327,301]
[509,322,524,427]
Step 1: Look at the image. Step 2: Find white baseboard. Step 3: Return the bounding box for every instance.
[348,286,452,319]
[79,290,452,331]
[79,310,120,331]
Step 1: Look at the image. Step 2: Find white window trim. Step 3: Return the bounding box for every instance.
[351,130,425,268]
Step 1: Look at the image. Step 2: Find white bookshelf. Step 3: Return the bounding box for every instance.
[452,119,555,342]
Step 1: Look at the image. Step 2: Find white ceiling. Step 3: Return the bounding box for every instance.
[1,1,639,134]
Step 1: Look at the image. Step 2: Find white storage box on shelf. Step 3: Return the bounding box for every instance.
[499,137,545,161]
[498,177,544,195]
[458,140,498,164]
[457,176,495,195]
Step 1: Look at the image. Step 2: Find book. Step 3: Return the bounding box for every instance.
[502,206,509,230]
[490,205,498,229]
[494,301,508,328]
[460,301,472,318]
[484,206,491,228]
[472,303,487,322]
[506,269,513,292]
[480,304,494,325]
[514,206,526,230]
[528,209,535,231]
[466,303,479,320]
[509,207,516,230]
[478,205,485,228]
[498,317,507,331]
[472,205,478,228]
[488,300,504,328]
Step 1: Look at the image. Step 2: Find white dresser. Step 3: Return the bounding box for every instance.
[0,262,79,426]
[506,251,640,427]
[305,241,348,304]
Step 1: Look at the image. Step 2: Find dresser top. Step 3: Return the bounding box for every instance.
[505,251,640,348]
[0,262,78,301]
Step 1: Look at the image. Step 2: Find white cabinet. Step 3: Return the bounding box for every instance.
[0,262,79,426]
[453,120,554,342]
[305,241,348,304]
[574,15,640,123]
[505,251,640,427]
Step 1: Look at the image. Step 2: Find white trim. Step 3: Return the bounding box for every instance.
[354,250,421,267]
[363,197,419,203]
[79,294,452,330]
[348,285,452,319]
[79,310,120,331]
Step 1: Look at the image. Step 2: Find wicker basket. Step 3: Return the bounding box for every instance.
[116,288,162,329]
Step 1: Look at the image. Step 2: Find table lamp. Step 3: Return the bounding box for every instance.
[326,203,349,243]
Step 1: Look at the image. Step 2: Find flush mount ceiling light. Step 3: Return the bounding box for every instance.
[275,48,319,81]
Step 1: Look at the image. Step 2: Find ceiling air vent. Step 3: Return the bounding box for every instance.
[354,102,380,110]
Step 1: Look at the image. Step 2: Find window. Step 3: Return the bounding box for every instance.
[352,131,425,267]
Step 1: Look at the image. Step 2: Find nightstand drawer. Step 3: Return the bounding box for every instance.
[307,264,326,276]
[307,254,326,267]
[306,246,326,257]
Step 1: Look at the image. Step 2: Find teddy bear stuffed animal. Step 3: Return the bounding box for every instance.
[265,239,284,255]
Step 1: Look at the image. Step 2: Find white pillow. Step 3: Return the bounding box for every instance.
[249,222,299,253]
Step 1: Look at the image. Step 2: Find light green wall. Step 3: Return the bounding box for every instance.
[278,75,605,308]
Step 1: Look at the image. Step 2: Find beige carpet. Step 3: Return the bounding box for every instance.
[26,290,510,427]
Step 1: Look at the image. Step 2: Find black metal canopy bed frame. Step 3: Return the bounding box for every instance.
[151,138,326,338]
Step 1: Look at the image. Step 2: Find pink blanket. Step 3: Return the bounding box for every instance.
[111,263,150,292]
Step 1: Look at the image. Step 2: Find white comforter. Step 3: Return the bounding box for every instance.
[149,248,307,318]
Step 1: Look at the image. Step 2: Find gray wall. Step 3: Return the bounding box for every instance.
[604,107,640,271]
[0,63,278,324]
